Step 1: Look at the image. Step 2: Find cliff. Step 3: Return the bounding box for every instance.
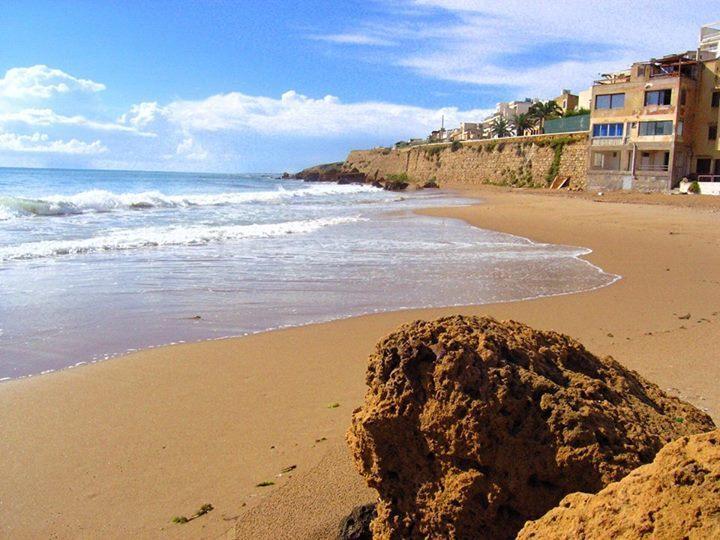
[345,134,589,189]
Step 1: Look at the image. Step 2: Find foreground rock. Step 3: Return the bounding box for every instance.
[518,429,720,539]
[338,503,377,540]
[347,316,715,539]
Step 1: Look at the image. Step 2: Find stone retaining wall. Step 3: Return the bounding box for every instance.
[345,134,589,189]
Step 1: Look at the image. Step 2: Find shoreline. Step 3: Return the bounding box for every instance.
[0,189,616,384]
[2,186,719,539]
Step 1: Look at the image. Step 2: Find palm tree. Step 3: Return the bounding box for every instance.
[512,113,536,137]
[529,101,563,132]
[490,117,512,138]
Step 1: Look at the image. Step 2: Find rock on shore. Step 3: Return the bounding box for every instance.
[518,429,720,539]
[346,315,715,539]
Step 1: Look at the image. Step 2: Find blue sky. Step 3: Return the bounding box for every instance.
[0,0,717,172]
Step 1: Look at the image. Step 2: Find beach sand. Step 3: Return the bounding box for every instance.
[1,187,719,539]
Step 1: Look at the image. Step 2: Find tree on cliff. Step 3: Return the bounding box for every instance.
[490,117,512,138]
[529,101,563,132]
[512,113,536,137]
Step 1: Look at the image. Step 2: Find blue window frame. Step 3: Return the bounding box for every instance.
[592,123,624,137]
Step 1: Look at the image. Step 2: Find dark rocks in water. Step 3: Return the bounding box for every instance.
[421,180,440,189]
[371,181,383,189]
[382,180,409,192]
[347,315,715,539]
[337,172,367,185]
[293,162,346,182]
[281,172,291,179]
[338,503,376,540]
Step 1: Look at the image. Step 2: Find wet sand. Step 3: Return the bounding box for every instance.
[1,187,719,539]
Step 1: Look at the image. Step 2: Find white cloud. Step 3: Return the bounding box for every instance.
[0,108,155,136]
[118,102,163,128]
[122,90,493,137]
[314,0,717,97]
[309,33,396,46]
[0,130,107,154]
[174,136,208,160]
[0,65,105,100]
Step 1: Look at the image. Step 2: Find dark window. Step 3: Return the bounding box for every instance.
[712,91,720,108]
[595,93,625,109]
[638,121,673,136]
[710,125,718,141]
[592,123,624,137]
[644,89,672,106]
[680,89,687,106]
[697,158,711,175]
[715,160,720,175]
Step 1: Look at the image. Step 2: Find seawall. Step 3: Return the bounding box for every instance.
[346,133,589,189]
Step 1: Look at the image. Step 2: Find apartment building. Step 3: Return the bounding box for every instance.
[587,22,720,191]
[553,89,579,114]
[482,98,537,138]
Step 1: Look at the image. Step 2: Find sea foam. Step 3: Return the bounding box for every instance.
[0,216,363,261]
[0,183,379,219]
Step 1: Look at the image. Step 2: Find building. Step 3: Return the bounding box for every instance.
[447,122,483,141]
[553,89,579,114]
[482,98,537,138]
[587,24,720,191]
[577,87,593,110]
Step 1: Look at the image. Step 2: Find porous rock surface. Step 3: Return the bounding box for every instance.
[346,316,715,539]
[518,429,720,539]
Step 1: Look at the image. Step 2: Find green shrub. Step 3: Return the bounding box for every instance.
[386,173,409,182]
[688,181,701,194]
[450,140,462,152]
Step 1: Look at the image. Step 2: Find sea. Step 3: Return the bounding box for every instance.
[0,168,618,380]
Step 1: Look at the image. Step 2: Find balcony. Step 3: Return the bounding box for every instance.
[591,137,625,146]
[637,164,669,172]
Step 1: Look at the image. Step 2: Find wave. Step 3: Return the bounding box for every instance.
[0,216,363,261]
[0,184,380,219]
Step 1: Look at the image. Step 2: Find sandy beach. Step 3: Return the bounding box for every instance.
[1,187,719,539]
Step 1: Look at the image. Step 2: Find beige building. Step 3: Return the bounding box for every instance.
[482,98,537,137]
[577,87,593,110]
[587,23,720,191]
[553,89,579,114]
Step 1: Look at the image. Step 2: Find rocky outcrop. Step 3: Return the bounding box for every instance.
[518,429,720,539]
[347,316,715,539]
[338,503,377,540]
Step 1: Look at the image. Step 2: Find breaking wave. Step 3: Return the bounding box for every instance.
[0,183,379,219]
[0,216,363,261]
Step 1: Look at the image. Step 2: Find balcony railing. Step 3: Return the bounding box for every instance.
[637,164,669,172]
[698,174,720,182]
[591,137,625,146]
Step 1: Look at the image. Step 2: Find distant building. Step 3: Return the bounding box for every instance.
[482,98,538,138]
[553,89,579,114]
[577,87,593,110]
[450,122,483,141]
[587,23,720,191]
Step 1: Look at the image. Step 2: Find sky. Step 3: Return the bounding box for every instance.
[0,0,717,172]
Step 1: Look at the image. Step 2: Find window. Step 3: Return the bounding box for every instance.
[677,121,684,137]
[595,93,625,109]
[710,125,718,141]
[697,158,711,175]
[644,89,672,106]
[712,91,720,108]
[592,123,624,137]
[680,89,687,106]
[638,121,673,136]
